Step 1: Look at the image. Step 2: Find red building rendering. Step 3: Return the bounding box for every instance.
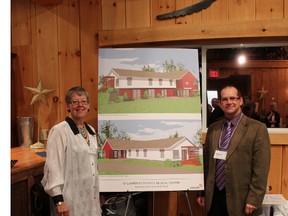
[100,68,199,100]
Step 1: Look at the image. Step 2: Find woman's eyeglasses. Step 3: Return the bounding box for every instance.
[70,100,88,105]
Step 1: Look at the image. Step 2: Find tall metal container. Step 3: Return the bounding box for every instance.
[17,117,34,147]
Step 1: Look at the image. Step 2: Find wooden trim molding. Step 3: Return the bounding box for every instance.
[98,19,288,47]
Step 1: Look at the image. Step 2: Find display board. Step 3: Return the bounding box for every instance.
[98,48,204,192]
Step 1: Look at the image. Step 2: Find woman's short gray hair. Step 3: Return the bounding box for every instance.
[65,86,90,104]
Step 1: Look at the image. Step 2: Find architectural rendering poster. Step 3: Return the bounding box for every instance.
[98,48,204,192]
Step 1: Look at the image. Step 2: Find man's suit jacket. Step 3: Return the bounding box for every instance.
[203,114,271,216]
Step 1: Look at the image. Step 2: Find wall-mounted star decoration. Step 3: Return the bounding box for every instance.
[258,86,268,101]
[24,80,55,148]
[24,80,55,105]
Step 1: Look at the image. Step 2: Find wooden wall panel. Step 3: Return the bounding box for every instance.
[175,0,202,25]
[269,146,283,194]
[278,69,287,127]
[151,0,176,26]
[58,0,81,122]
[101,0,126,30]
[152,191,177,215]
[35,4,59,130]
[286,68,288,122]
[12,46,35,118]
[285,0,288,18]
[126,0,150,28]
[201,0,228,23]
[255,0,284,20]
[11,0,31,46]
[11,0,35,118]
[228,0,255,21]
[282,146,288,198]
[79,0,100,128]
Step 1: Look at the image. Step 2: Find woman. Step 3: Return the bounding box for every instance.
[265,101,281,128]
[41,86,102,216]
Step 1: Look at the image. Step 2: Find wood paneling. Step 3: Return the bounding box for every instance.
[282,146,288,198]
[256,0,284,19]
[35,4,59,130]
[228,0,255,21]
[79,0,101,126]
[126,0,150,28]
[269,146,283,193]
[285,0,288,18]
[151,0,176,26]
[175,0,202,25]
[98,19,288,47]
[58,0,81,121]
[11,0,31,46]
[11,0,100,133]
[201,0,228,23]
[11,0,288,215]
[101,0,126,30]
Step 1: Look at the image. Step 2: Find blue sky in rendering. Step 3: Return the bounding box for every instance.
[98,117,202,145]
[99,48,199,79]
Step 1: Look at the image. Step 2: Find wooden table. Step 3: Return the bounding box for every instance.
[11,147,46,216]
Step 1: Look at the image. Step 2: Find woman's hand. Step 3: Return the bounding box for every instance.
[56,202,70,216]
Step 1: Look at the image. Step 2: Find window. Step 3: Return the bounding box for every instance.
[149,78,153,86]
[113,150,118,158]
[160,149,164,158]
[202,43,288,134]
[143,149,147,157]
[127,77,132,86]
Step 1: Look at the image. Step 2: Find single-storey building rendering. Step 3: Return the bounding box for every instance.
[101,136,200,162]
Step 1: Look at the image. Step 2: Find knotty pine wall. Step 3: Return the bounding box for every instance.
[11,0,288,215]
[11,0,100,139]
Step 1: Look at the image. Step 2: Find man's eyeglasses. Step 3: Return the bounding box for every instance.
[70,100,88,106]
[220,97,240,102]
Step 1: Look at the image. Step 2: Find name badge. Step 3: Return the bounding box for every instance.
[214,150,227,160]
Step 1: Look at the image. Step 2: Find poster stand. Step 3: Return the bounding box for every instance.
[185,191,194,216]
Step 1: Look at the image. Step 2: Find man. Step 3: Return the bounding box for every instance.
[197,85,271,216]
[208,97,224,126]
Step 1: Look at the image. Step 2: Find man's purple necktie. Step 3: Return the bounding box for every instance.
[216,122,232,190]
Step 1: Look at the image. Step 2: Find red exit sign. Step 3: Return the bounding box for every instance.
[209,70,219,78]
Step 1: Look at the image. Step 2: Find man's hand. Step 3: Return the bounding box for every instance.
[197,196,205,207]
[245,203,257,214]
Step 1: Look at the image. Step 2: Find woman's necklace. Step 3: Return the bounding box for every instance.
[78,125,90,146]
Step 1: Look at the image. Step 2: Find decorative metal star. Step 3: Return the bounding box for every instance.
[24,80,55,105]
[257,86,268,100]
